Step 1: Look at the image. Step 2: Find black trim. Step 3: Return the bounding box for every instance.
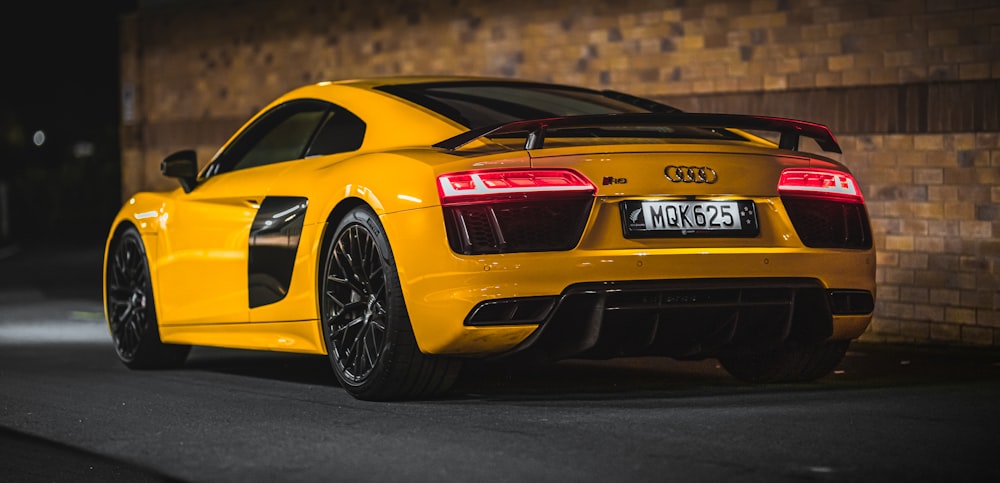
[488,278,847,362]
[248,197,308,308]
[433,112,842,153]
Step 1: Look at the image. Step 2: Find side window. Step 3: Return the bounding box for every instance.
[232,109,326,171]
[305,107,367,157]
[206,100,329,177]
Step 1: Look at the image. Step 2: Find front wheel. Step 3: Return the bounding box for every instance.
[719,340,850,384]
[320,206,461,401]
[105,225,190,369]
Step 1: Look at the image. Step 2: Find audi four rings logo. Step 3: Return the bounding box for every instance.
[664,166,718,184]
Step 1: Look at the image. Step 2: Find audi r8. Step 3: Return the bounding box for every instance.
[104,76,876,400]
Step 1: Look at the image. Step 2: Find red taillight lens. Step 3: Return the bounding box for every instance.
[437,168,596,254]
[778,168,864,203]
[438,169,596,205]
[779,168,872,249]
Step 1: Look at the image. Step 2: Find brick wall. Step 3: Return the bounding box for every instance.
[120,0,1000,347]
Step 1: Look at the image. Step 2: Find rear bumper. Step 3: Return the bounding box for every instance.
[472,278,873,362]
[383,207,876,357]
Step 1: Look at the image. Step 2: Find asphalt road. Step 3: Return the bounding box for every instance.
[2,243,1000,482]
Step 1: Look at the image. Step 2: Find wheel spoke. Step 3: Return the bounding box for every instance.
[322,221,391,383]
[107,235,152,360]
[330,305,366,336]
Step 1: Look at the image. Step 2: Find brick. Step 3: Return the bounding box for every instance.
[961,289,994,309]
[868,316,901,336]
[870,68,900,85]
[913,236,945,254]
[913,168,944,184]
[927,186,959,202]
[901,218,929,235]
[915,269,947,288]
[866,167,914,184]
[883,50,913,68]
[914,203,946,219]
[960,221,993,238]
[899,253,929,269]
[977,133,1000,149]
[958,186,993,202]
[884,134,915,150]
[949,272,979,290]
[943,46,980,64]
[975,167,1000,182]
[842,69,871,85]
[930,323,962,342]
[815,71,842,87]
[914,304,944,322]
[976,309,1000,328]
[941,204,975,225]
[900,66,929,83]
[927,220,960,236]
[961,326,994,345]
[763,74,787,90]
[928,29,960,46]
[900,287,929,302]
[899,320,930,338]
[827,54,854,71]
[884,267,917,285]
[948,133,977,150]
[977,241,1000,257]
[945,306,977,324]
[914,134,945,150]
[896,150,933,166]
[878,284,900,301]
[930,288,961,306]
[927,253,959,271]
[884,235,914,251]
[976,204,998,221]
[877,249,900,266]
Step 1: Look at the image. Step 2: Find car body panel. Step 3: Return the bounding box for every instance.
[104,76,875,367]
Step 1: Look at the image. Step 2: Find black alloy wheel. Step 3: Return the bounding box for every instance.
[106,226,189,369]
[325,221,388,383]
[321,206,460,400]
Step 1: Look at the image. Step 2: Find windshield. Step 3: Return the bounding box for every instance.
[376,81,657,129]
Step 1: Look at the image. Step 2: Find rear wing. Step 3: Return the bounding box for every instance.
[433,112,842,154]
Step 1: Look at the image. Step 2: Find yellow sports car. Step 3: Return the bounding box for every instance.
[104,76,875,400]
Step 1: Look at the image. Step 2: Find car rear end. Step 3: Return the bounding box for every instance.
[375,79,875,382]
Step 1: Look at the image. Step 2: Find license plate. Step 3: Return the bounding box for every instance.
[621,200,759,238]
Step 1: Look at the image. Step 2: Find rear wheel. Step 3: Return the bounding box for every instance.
[320,206,461,401]
[106,226,190,369]
[719,340,850,384]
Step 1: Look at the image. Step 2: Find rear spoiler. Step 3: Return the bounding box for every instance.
[433,112,842,154]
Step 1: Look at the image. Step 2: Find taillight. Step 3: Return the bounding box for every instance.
[437,169,596,254]
[778,168,871,249]
[777,168,864,203]
[438,169,596,205]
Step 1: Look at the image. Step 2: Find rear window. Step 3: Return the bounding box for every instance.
[376,81,652,129]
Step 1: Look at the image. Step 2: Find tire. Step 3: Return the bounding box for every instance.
[320,206,461,401]
[719,340,850,384]
[105,225,190,369]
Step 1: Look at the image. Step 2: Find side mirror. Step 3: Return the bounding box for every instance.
[161,150,199,193]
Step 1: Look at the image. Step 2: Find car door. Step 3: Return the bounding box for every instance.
[155,100,332,326]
